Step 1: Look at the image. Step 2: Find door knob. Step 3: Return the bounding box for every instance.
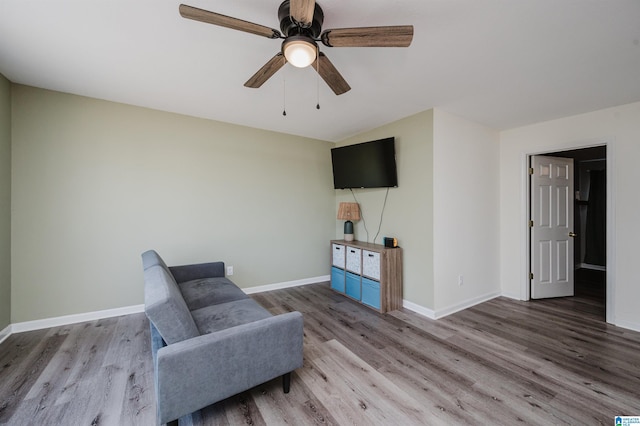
[569,232,577,238]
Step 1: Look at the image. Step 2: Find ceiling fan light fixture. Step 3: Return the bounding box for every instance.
[282,35,317,68]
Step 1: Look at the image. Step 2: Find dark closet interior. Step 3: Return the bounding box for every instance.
[546,146,606,304]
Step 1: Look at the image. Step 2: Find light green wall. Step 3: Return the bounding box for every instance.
[11,85,335,323]
[337,110,434,309]
[0,75,10,329]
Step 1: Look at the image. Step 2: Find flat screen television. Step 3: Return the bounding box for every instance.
[331,137,398,189]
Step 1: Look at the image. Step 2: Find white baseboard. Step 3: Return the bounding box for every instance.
[402,300,436,319]
[3,276,330,339]
[0,324,11,345]
[615,318,640,333]
[10,304,145,334]
[435,292,501,319]
[243,275,330,295]
[404,291,501,321]
[500,292,522,301]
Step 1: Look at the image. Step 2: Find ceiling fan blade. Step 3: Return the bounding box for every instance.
[244,53,287,88]
[179,4,281,39]
[290,0,316,26]
[321,25,414,47]
[313,52,351,95]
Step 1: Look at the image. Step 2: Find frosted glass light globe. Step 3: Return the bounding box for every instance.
[283,37,317,68]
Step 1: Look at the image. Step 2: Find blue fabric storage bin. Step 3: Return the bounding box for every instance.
[361,277,381,310]
[331,267,345,293]
[346,272,361,300]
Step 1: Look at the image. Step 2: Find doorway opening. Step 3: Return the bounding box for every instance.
[528,145,607,321]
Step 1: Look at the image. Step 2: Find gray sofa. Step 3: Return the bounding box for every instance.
[141,250,304,425]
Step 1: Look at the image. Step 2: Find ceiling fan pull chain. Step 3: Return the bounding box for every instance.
[282,72,287,116]
[316,51,321,110]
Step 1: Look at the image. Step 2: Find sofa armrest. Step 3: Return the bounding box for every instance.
[155,311,304,424]
[169,261,225,283]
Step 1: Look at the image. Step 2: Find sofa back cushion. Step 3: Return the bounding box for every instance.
[144,264,200,344]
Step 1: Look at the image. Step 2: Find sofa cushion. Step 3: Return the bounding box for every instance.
[178,277,248,311]
[144,264,200,344]
[191,299,272,335]
[170,262,225,284]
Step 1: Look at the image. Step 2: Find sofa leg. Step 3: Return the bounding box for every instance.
[282,372,291,393]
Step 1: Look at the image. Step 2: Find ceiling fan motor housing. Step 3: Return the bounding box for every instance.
[278,0,324,38]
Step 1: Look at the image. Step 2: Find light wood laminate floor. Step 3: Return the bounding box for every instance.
[2,282,639,425]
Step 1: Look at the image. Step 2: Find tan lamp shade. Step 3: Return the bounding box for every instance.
[337,202,360,241]
[337,202,361,221]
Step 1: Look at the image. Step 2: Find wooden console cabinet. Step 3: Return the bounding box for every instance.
[330,240,403,313]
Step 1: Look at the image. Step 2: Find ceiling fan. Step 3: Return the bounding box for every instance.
[179,0,413,95]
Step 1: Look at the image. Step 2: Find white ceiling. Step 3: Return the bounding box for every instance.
[1,0,639,142]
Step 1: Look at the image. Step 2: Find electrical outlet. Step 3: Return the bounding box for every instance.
[227,266,234,276]
[458,275,464,286]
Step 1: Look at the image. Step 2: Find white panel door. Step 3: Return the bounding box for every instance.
[531,155,575,299]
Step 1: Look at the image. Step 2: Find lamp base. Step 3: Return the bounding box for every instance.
[343,220,354,242]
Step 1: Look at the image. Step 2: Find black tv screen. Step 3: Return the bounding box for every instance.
[331,137,398,189]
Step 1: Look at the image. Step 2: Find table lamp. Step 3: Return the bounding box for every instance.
[337,202,361,242]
